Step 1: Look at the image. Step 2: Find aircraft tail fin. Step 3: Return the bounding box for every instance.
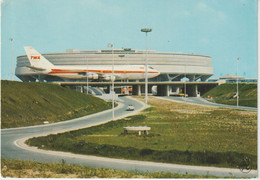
[24,47,54,69]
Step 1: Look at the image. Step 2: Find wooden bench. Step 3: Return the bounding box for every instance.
[123,126,151,135]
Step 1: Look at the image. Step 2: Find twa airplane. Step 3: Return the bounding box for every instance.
[24,47,160,81]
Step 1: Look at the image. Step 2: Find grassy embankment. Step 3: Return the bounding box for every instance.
[26,96,257,169]
[202,83,257,107]
[1,80,111,128]
[1,158,223,178]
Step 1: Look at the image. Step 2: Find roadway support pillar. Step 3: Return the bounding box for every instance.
[186,84,197,97]
[132,85,141,96]
[176,86,180,94]
[80,85,84,93]
[157,85,170,96]
[105,85,110,93]
[171,86,180,95]
[148,85,153,93]
[166,85,170,96]
[195,84,200,97]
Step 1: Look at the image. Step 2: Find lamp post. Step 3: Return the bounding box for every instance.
[184,65,187,102]
[124,48,131,81]
[118,54,125,93]
[10,38,14,81]
[237,57,240,107]
[124,48,132,94]
[141,28,152,106]
[85,56,89,95]
[108,43,114,120]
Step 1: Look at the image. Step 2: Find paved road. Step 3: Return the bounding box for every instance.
[2,96,146,160]
[1,96,257,178]
[160,96,257,111]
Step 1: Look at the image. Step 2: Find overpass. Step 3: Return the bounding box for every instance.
[53,81,219,97]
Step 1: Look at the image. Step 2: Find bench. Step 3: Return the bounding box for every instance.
[123,126,151,135]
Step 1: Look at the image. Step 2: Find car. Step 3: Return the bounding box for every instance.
[179,93,188,97]
[126,105,135,111]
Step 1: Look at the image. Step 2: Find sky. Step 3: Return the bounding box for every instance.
[1,0,258,80]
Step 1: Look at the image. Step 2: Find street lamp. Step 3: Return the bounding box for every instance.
[123,48,131,80]
[10,38,14,81]
[237,57,240,107]
[141,28,152,106]
[85,56,89,95]
[184,65,187,102]
[118,55,125,80]
[108,43,114,120]
[124,48,132,94]
[118,54,126,94]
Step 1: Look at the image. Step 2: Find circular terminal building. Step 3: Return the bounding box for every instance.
[15,48,213,82]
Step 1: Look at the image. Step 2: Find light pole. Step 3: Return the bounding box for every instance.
[124,48,132,94]
[85,56,89,95]
[237,57,240,107]
[10,38,14,81]
[141,28,152,106]
[108,43,114,120]
[124,48,131,81]
[184,65,187,102]
[118,54,125,94]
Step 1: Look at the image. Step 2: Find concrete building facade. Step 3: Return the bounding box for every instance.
[15,49,214,82]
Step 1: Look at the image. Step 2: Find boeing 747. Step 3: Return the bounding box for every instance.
[24,47,160,81]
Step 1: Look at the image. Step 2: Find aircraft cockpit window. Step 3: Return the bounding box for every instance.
[148,66,154,69]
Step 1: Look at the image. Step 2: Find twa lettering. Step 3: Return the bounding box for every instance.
[31,56,40,60]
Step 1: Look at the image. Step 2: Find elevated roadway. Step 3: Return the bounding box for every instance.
[53,81,218,86]
[53,81,218,97]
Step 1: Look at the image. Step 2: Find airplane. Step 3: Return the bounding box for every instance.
[24,47,160,81]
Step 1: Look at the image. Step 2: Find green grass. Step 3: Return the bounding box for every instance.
[202,83,257,107]
[1,80,111,128]
[26,97,257,169]
[1,158,223,178]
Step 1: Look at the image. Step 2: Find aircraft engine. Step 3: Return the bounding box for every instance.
[88,73,99,80]
[102,74,116,81]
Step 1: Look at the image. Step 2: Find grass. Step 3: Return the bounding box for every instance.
[26,96,257,169]
[1,80,112,128]
[202,83,257,107]
[1,158,223,178]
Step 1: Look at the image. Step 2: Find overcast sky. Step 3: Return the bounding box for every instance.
[1,0,258,80]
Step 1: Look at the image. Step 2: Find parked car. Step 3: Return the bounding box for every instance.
[126,105,135,111]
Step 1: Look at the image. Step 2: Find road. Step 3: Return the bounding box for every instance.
[159,96,257,111]
[1,96,257,178]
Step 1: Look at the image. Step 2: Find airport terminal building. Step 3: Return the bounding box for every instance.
[15,49,214,83]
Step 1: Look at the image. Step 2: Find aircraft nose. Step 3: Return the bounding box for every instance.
[150,70,160,78]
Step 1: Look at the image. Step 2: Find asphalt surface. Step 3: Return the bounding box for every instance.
[1,96,257,178]
[160,96,258,111]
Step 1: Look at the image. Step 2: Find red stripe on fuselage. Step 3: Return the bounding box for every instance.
[49,69,158,74]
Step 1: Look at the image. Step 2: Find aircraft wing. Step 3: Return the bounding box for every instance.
[26,65,46,72]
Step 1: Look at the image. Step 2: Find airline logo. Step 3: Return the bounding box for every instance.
[139,67,144,69]
[31,56,40,60]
